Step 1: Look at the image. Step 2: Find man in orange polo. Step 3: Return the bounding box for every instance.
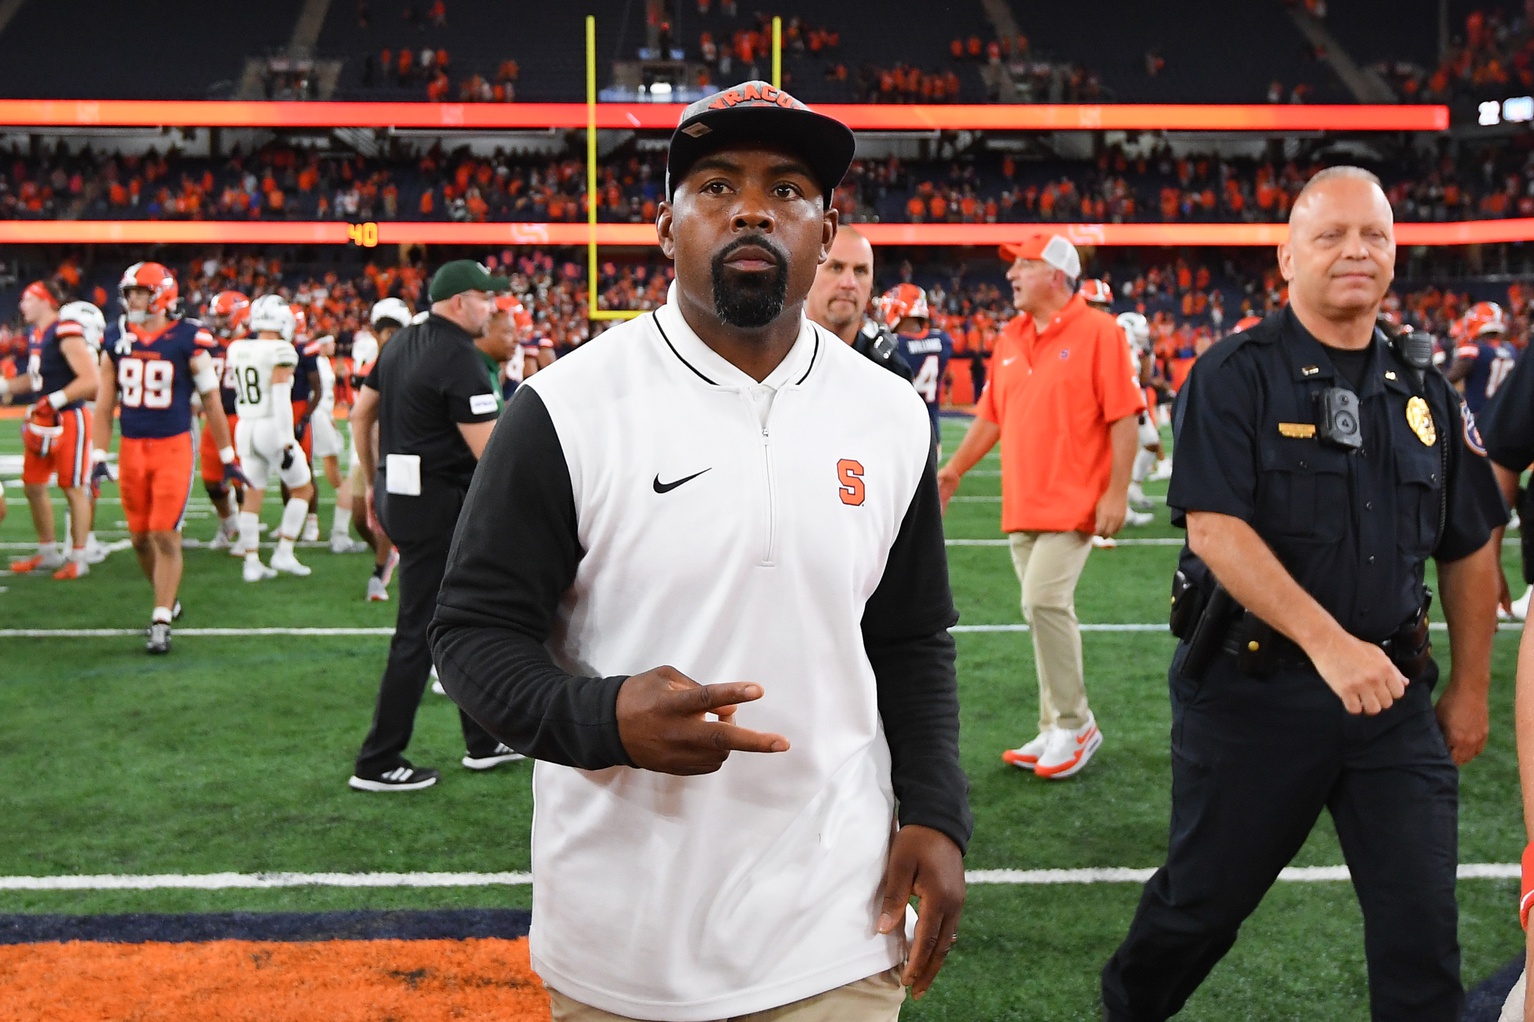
[937,234,1143,779]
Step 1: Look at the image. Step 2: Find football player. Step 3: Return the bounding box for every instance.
[199,290,250,550]
[1080,278,1114,312]
[1446,300,1517,415]
[227,296,316,582]
[285,303,324,541]
[305,330,369,554]
[353,298,410,601]
[880,283,952,452]
[1117,311,1161,527]
[1,288,104,579]
[94,262,243,653]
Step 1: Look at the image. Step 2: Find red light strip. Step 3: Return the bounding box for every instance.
[0,219,1526,246]
[0,99,1449,131]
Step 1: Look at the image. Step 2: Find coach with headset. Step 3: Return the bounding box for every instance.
[346,260,523,792]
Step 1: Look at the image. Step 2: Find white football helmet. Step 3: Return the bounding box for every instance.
[249,294,297,341]
[1117,311,1151,351]
[370,297,412,330]
[57,301,107,350]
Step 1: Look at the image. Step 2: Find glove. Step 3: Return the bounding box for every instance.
[90,450,115,496]
[222,461,249,488]
[293,414,312,441]
[280,444,296,471]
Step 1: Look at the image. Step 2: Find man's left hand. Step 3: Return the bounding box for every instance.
[877,824,966,1000]
[1435,681,1489,765]
[1095,489,1128,537]
[222,461,249,488]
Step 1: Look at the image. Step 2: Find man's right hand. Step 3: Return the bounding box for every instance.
[1308,631,1408,716]
[936,465,961,514]
[616,665,790,775]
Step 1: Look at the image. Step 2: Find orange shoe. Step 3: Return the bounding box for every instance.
[10,552,63,573]
[52,560,88,580]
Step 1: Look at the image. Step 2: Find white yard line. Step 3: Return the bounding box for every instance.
[0,864,1517,891]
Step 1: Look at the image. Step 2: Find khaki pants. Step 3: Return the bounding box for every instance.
[1009,530,1094,732]
[548,967,905,1022]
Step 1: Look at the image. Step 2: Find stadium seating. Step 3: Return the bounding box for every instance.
[1002,0,1350,103]
[0,0,302,99]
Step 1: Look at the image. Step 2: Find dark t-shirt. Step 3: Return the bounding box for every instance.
[364,313,501,490]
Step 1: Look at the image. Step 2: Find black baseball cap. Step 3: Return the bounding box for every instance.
[428,260,510,302]
[665,81,856,208]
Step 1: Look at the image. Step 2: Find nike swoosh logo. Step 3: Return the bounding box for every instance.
[1076,727,1098,746]
[653,468,711,494]
[1002,357,1018,366]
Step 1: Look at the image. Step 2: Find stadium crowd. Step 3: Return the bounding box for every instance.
[9,140,1534,228]
[1376,7,1534,103]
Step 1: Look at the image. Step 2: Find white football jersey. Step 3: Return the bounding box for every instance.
[227,338,298,420]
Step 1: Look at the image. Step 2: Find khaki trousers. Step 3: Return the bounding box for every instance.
[548,967,905,1022]
[1008,530,1094,732]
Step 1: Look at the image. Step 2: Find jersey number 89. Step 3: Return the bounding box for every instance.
[118,358,175,409]
[237,366,264,406]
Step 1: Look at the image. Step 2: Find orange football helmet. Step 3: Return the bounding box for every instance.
[880,283,929,329]
[289,303,309,343]
[208,290,251,340]
[118,261,179,315]
[495,293,534,334]
[1461,300,1506,338]
[1078,278,1114,308]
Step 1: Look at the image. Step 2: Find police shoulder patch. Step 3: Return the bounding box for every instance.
[1460,399,1488,456]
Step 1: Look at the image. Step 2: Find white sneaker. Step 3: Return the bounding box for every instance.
[330,535,369,554]
[301,514,320,542]
[1001,730,1053,771]
[1034,715,1103,779]
[1124,509,1154,528]
[1513,585,1533,623]
[367,575,389,602]
[227,538,255,559]
[209,529,235,550]
[243,559,277,583]
[270,550,312,576]
[462,743,526,770]
[430,665,445,695]
[1149,459,1173,482]
[1091,535,1117,549]
[84,535,110,564]
[1510,512,1523,532]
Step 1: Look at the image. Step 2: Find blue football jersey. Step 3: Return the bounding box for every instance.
[1464,340,1517,414]
[103,318,217,438]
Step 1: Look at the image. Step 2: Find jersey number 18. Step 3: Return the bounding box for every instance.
[237,366,264,406]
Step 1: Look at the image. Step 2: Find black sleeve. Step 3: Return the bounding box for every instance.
[428,386,634,769]
[1434,378,1509,562]
[862,445,972,854]
[1479,345,1534,472]
[1165,344,1259,527]
[442,343,501,424]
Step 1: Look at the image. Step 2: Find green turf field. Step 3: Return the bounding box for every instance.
[1,416,1528,1020]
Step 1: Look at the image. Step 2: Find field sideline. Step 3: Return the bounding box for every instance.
[1,415,1528,1020]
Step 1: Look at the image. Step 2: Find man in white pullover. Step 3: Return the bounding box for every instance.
[431,81,971,1022]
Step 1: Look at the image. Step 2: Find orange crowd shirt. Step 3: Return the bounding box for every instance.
[975,293,1146,534]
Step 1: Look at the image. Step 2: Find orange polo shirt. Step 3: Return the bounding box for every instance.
[975,293,1145,534]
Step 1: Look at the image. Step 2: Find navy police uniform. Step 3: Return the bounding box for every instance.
[1102,308,1504,1022]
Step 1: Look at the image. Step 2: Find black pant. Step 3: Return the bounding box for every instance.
[354,483,497,775]
[1101,649,1461,1022]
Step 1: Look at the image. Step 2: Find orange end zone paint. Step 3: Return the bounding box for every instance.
[0,936,551,1022]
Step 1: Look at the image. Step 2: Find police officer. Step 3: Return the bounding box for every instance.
[347,259,524,791]
[1101,167,1504,1021]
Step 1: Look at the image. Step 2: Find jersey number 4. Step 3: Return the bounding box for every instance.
[912,354,941,403]
[118,359,174,409]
